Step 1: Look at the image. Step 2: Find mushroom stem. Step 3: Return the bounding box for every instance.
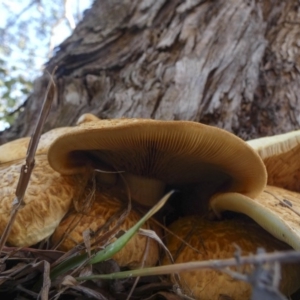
[210,192,300,250]
[121,173,166,206]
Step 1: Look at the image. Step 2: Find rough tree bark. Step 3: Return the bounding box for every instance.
[1,0,300,144]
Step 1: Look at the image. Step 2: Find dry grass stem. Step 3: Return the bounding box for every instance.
[126,237,151,300]
[77,249,300,280]
[0,71,56,253]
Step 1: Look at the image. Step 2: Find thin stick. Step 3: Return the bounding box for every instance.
[0,71,57,253]
[76,249,300,281]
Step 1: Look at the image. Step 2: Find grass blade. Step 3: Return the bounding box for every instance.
[49,191,173,280]
[75,250,300,281]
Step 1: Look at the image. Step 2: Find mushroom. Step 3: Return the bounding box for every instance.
[163,130,300,299]
[164,215,300,300]
[47,114,269,270]
[47,114,267,207]
[207,130,300,249]
[0,127,82,247]
[51,184,160,268]
[246,130,300,192]
[205,130,300,250]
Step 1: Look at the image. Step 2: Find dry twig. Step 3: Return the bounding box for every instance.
[0,71,56,254]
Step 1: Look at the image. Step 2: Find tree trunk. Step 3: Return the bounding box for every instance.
[1,0,300,144]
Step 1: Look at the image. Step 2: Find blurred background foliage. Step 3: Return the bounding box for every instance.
[0,0,93,130]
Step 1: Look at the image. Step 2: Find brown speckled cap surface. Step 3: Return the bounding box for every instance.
[0,129,81,247]
[164,216,300,299]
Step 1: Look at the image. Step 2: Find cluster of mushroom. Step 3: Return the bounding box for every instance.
[0,120,159,268]
[1,113,300,299]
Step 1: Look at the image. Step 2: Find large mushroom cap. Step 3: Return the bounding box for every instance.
[247,130,300,192]
[48,117,267,201]
[210,185,300,250]
[0,129,81,247]
[52,186,160,269]
[164,216,300,299]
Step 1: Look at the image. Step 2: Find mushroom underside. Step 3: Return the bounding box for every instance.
[47,118,267,207]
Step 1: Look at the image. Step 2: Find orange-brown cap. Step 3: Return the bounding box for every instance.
[0,129,81,247]
[164,216,300,299]
[52,187,160,269]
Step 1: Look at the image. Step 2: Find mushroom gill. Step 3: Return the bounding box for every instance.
[48,115,267,206]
